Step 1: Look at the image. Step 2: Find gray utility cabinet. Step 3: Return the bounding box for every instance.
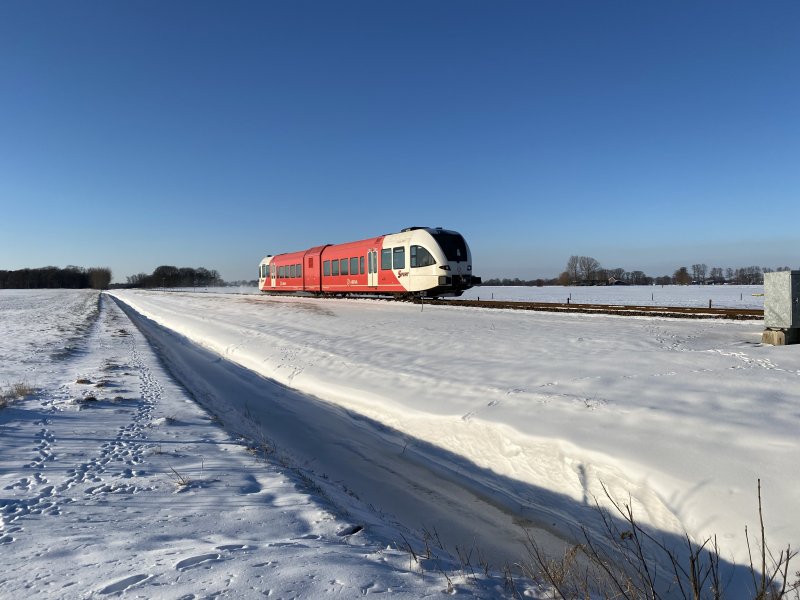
[764,271,800,329]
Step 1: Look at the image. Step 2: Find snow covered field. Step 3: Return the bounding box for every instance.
[1,290,503,598]
[459,285,765,309]
[106,290,799,589]
[214,284,766,310]
[3,288,797,598]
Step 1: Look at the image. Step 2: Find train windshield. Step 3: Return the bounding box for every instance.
[430,231,468,262]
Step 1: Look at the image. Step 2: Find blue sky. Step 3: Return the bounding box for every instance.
[1,1,798,282]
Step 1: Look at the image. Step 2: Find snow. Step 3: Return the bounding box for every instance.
[459,284,765,309]
[177,283,767,310]
[1,290,510,598]
[2,287,797,598]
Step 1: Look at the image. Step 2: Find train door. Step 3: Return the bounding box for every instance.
[367,249,378,287]
[270,263,276,287]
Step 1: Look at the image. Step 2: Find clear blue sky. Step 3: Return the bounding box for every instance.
[1,1,798,282]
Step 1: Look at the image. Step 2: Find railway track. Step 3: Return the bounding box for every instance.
[255,290,763,320]
[411,298,765,320]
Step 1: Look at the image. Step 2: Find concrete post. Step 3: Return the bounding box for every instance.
[762,271,800,345]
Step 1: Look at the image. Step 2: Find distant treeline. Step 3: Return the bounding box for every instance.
[482,257,797,287]
[0,266,112,290]
[124,266,223,288]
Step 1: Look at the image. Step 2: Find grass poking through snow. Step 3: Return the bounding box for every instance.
[1,381,35,409]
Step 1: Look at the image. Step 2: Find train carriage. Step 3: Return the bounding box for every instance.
[258,227,480,298]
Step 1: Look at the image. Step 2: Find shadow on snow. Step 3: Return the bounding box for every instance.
[113,297,763,598]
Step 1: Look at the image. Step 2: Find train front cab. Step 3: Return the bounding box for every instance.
[383,227,480,297]
[425,227,481,295]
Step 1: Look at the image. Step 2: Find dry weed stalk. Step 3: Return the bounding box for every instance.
[518,480,798,600]
[166,465,192,488]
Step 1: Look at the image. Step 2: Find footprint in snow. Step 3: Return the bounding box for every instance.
[216,544,249,552]
[98,574,151,595]
[4,478,31,491]
[175,553,222,571]
[238,474,262,495]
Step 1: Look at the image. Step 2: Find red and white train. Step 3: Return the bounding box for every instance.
[258,227,480,298]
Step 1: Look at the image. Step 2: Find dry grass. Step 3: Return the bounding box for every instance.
[1,381,35,408]
[517,480,799,600]
[166,465,193,489]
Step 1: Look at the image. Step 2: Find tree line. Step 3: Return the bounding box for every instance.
[124,266,223,289]
[0,266,112,290]
[482,256,795,287]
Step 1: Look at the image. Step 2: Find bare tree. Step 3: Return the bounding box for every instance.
[578,256,602,282]
[691,264,708,284]
[737,266,763,285]
[566,256,580,285]
[608,268,626,282]
[674,266,691,285]
[88,267,112,290]
[625,270,651,285]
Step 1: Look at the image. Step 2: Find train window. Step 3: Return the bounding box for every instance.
[393,247,405,269]
[340,259,348,275]
[297,263,302,277]
[430,230,468,262]
[381,248,392,270]
[323,261,331,276]
[332,260,339,276]
[350,257,358,275]
[411,245,436,268]
[360,256,365,275]
[289,264,295,278]
[279,266,285,278]
[308,257,313,269]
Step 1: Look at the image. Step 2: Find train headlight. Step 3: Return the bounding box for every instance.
[439,265,451,271]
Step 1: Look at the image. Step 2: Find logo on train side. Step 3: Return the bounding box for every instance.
[397,271,409,278]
